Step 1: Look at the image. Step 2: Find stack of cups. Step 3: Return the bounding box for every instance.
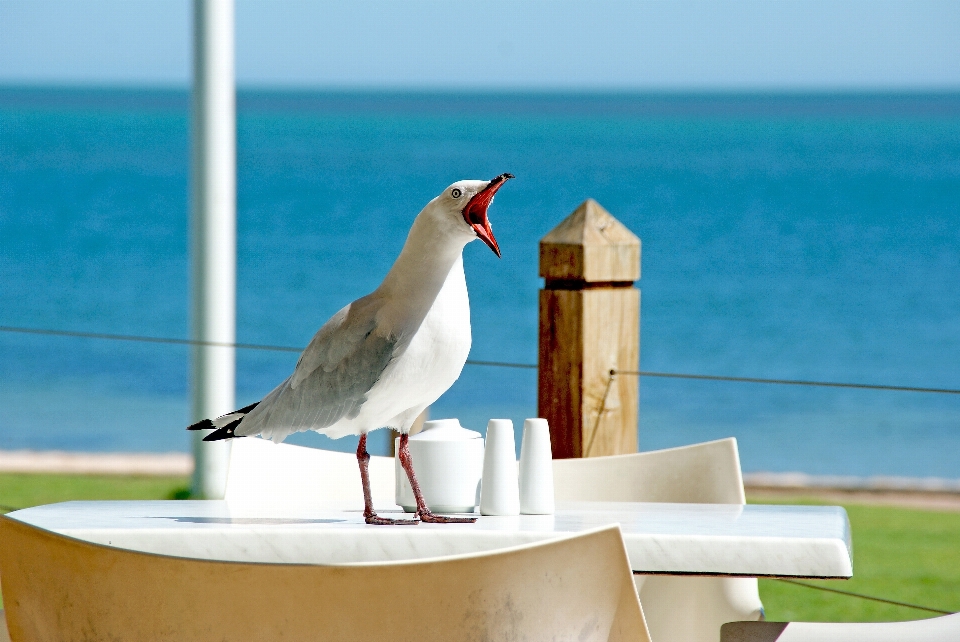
[479,418,555,516]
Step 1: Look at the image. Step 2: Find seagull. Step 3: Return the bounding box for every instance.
[188,173,513,525]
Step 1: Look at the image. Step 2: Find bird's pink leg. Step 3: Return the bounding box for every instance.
[357,434,417,525]
[398,433,477,524]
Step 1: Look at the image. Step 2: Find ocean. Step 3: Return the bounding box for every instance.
[1,88,958,478]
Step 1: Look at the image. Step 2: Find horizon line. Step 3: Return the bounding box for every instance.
[3,81,960,97]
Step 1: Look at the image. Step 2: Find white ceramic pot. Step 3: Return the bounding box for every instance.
[395,419,484,514]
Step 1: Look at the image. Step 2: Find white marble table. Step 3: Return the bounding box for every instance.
[5,499,853,578]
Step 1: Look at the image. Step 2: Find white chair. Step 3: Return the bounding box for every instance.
[721,614,960,642]
[224,436,395,506]
[0,515,651,642]
[553,437,765,642]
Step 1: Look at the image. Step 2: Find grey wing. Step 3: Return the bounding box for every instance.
[236,295,399,441]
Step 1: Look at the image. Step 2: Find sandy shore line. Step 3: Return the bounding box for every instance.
[742,471,960,493]
[742,471,960,511]
[745,486,960,512]
[0,450,192,476]
[742,472,960,512]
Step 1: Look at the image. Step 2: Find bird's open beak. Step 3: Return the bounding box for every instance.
[462,173,513,257]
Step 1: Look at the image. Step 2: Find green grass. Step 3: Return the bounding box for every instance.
[753,499,960,623]
[0,472,190,512]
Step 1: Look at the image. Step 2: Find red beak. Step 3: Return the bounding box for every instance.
[462,173,513,257]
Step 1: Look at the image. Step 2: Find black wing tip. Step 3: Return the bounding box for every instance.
[202,427,233,441]
[186,418,214,432]
[202,417,245,442]
[187,401,260,433]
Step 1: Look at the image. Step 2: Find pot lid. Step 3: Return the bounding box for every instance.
[409,418,481,441]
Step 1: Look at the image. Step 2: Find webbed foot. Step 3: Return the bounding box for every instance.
[364,513,420,525]
[418,511,477,524]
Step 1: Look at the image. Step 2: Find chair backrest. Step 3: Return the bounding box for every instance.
[224,437,396,505]
[554,438,762,642]
[552,437,746,504]
[0,517,651,642]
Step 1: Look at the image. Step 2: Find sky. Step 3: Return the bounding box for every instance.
[1,0,958,90]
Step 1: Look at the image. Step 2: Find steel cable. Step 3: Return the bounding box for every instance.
[2,324,959,394]
[773,578,956,615]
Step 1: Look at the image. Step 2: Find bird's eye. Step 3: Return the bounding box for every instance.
[451,188,462,198]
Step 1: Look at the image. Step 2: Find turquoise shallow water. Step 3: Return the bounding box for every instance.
[1,88,958,476]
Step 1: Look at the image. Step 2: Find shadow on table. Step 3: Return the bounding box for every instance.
[151,517,347,525]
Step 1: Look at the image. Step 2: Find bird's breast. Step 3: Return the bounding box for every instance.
[316,254,472,435]
[409,256,471,370]
[377,256,471,393]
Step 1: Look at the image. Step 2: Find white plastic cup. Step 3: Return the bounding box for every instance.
[519,418,555,515]
[479,419,520,516]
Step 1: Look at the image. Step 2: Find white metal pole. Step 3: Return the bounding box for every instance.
[190,0,236,498]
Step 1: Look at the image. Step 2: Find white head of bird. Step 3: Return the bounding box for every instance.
[376,173,513,313]
[418,173,513,257]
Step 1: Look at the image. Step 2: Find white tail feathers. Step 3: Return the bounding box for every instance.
[212,412,244,429]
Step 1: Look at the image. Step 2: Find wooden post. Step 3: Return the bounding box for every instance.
[538,199,640,458]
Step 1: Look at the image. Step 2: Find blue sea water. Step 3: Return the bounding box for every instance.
[1,88,959,477]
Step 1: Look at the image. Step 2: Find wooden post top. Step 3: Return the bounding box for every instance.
[539,199,641,286]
